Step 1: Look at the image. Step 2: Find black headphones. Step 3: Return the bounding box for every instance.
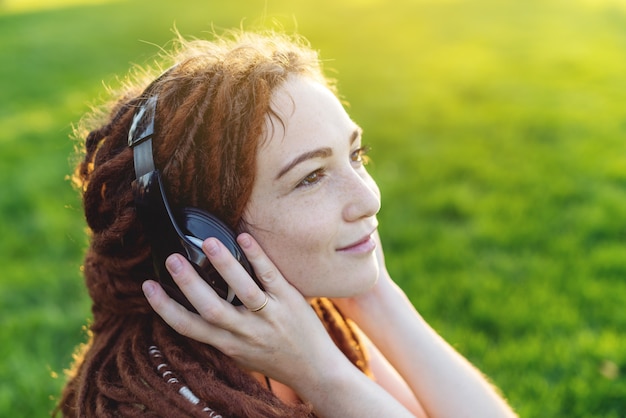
[128,89,260,311]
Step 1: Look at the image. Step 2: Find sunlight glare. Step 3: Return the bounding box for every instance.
[1,0,124,15]
[577,0,626,11]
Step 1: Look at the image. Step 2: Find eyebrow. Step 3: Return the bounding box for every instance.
[275,127,362,180]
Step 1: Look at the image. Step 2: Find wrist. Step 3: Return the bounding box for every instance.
[291,351,416,418]
[288,345,359,401]
[337,275,409,323]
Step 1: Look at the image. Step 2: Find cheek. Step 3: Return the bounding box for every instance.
[246,204,334,292]
[258,220,326,267]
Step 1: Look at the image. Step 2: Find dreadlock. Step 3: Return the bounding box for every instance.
[57,31,371,417]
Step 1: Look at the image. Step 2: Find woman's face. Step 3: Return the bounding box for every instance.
[243,76,381,298]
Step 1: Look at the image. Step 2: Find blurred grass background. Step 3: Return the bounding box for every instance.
[1,0,626,416]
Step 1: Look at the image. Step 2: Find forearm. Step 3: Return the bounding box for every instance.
[341,281,517,418]
[290,350,416,418]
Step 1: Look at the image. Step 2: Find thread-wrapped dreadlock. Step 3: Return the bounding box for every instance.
[57,31,371,417]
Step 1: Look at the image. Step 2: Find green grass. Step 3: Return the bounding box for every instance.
[2,0,626,416]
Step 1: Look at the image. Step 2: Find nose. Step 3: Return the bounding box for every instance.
[342,169,381,222]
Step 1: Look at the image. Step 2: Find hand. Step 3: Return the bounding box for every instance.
[142,233,344,387]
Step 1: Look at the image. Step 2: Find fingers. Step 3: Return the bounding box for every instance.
[201,235,272,312]
[142,279,231,344]
[142,238,332,380]
[144,233,295,333]
[234,233,312,314]
[161,233,285,317]
[235,233,284,293]
[164,252,236,320]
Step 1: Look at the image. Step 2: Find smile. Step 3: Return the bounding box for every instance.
[336,231,377,254]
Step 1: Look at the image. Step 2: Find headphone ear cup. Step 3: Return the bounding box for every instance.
[128,93,260,309]
[178,207,261,305]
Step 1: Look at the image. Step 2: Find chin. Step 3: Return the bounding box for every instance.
[341,266,379,296]
[354,275,379,296]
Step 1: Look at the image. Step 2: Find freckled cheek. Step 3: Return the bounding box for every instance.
[245,196,337,280]
[246,211,309,259]
[266,221,322,259]
[252,218,332,288]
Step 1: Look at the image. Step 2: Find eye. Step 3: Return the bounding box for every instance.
[350,145,371,166]
[297,169,325,188]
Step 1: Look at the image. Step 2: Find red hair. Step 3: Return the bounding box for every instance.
[57,31,369,417]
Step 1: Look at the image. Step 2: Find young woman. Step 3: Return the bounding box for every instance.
[59,30,517,417]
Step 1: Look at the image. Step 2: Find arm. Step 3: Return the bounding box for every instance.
[333,233,517,418]
[143,233,416,418]
[361,330,428,417]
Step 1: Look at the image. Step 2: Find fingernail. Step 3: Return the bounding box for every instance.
[203,238,219,256]
[142,281,155,298]
[238,233,251,248]
[166,254,183,274]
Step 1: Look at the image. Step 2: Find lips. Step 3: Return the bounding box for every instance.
[337,227,377,253]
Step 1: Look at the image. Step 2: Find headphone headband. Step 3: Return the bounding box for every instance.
[127,84,260,309]
[128,95,158,179]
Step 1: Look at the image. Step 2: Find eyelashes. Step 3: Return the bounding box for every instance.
[297,169,325,188]
[296,145,371,189]
[350,145,371,166]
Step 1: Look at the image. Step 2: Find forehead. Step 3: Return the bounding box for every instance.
[259,76,355,164]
